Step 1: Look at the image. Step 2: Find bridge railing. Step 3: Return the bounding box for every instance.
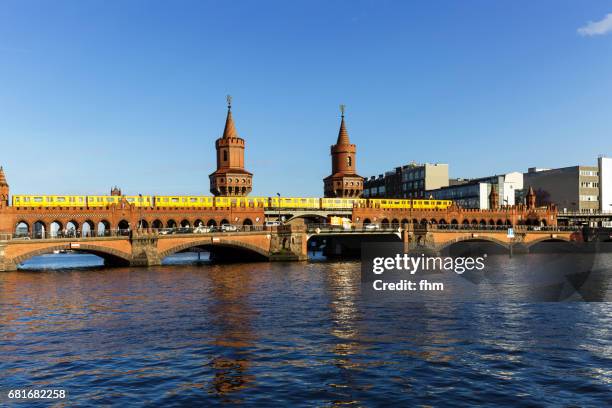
[428,224,581,232]
[306,223,400,233]
[6,225,268,241]
[304,223,582,234]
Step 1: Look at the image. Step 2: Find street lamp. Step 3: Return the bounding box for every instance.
[138,193,143,231]
[504,198,514,258]
[276,192,282,224]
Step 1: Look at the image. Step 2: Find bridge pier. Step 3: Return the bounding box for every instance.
[269,223,308,261]
[130,233,162,267]
[0,242,17,271]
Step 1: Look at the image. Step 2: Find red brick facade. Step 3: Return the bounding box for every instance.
[323,108,364,197]
[209,97,253,196]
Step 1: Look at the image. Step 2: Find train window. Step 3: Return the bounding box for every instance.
[34,197,43,203]
[190,198,197,202]
[171,198,179,203]
[24,197,30,202]
[335,200,341,203]
[57,197,66,202]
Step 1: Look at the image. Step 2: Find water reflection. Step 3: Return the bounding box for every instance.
[206,265,257,400]
[1,256,611,406]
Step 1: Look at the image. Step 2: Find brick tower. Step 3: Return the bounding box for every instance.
[526,186,536,209]
[209,96,253,196]
[0,166,9,207]
[323,105,363,198]
[489,185,499,209]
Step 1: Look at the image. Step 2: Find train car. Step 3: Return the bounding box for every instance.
[372,199,412,209]
[268,197,320,209]
[245,196,268,207]
[12,195,86,207]
[86,195,121,207]
[154,196,214,208]
[412,199,452,210]
[320,197,361,210]
[123,195,153,207]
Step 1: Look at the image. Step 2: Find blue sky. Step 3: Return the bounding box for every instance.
[1,1,611,196]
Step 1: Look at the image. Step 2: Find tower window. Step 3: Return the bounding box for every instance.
[347,156,352,167]
[223,150,228,161]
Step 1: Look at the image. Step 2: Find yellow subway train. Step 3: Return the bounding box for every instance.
[11,194,453,210]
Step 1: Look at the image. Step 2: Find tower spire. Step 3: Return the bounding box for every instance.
[336,104,350,145]
[210,95,253,196]
[0,166,7,186]
[222,94,238,138]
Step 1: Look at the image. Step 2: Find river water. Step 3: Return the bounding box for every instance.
[1,254,611,406]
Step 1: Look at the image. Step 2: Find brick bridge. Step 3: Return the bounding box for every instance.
[307,223,582,257]
[0,226,308,272]
[1,222,583,271]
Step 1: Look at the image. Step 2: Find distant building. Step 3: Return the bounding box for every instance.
[363,163,448,198]
[428,172,523,209]
[523,156,612,213]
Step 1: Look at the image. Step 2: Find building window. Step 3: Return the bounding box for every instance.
[347,156,352,167]
[223,150,228,161]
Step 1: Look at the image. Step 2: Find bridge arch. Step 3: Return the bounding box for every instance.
[285,213,327,224]
[118,220,130,230]
[13,243,132,268]
[97,220,111,236]
[438,236,510,253]
[152,219,163,229]
[526,236,572,249]
[180,219,190,228]
[82,220,95,237]
[15,220,30,236]
[50,221,63,238]
[167,219,177,228]
[159,238,269,262]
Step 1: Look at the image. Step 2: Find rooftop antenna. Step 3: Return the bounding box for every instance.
[339,104,346,118]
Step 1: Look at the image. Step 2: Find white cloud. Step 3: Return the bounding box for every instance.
[578,13,612,36]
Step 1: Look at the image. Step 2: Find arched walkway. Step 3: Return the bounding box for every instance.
[98,220,111,237]
[15,221,29,237]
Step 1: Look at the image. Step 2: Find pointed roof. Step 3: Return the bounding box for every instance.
[336,111,350,145]
[222,108,239,138]
[222,95,239,138]
[0,166,7,186]
[489,184,498,198]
